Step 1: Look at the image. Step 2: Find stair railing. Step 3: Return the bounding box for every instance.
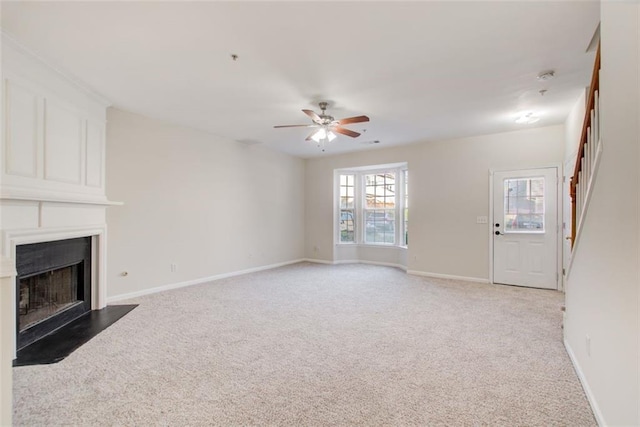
[570,43,601,248]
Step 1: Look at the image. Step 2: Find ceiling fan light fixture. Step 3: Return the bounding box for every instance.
[274,102,369,152]
[311,128,325,142]
[311,127,336,143]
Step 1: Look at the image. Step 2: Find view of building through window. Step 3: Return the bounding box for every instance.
[404,170,408,245]
[364,173,396,244]
[504,177,545,231]
[339,174,356,242]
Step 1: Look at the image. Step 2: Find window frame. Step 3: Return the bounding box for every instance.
[335,164,408,247]
[338,174,356,243]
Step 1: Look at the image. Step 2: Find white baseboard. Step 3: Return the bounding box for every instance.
[108,261,484,303]
[563,339,605,426]
[107,259,306,303]
[355,260,406,270]
[304,258,407,270]
[303,258,334,265]
[406,269,489,284]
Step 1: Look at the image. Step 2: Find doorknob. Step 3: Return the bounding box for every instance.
[495,231,503,236]
[565,236,572,240]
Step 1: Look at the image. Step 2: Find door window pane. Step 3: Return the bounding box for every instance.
[504,177,545,231]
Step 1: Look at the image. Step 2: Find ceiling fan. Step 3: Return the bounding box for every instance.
[274,102,370,149]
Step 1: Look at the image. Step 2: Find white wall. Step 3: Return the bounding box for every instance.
[305,125,564,281]
[106,108,305,299]
[564,2,640,426]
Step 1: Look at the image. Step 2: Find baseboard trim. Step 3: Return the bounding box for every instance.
[352,260,407,270]
[563,338,605,426]
[406,270,489,284]
[303,258,334,265]
[304,258,407,270]
[107,259,306,303]
[109,261,485,302]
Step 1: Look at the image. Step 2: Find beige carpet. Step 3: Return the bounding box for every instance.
[13,262,595,426]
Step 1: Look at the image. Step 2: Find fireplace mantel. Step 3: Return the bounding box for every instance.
[0,33,116,427]
[1,193,123,206]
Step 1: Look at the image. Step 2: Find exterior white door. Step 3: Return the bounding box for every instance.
[493,167,558,289]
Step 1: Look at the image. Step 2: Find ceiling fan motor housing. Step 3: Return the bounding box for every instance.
[318,102,335,124]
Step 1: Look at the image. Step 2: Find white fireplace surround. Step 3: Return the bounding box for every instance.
[0,34,116,367]
[4,224,108,356]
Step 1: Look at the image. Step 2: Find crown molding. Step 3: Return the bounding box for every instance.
[1,30,112,108]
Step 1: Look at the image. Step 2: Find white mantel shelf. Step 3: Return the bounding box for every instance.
[1,194,123,206]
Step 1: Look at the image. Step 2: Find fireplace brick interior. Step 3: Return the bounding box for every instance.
[16,237,91,350]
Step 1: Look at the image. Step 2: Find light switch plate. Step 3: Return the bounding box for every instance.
[476,216,488,224]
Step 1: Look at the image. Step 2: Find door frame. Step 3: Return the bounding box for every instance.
[488,164,563,290]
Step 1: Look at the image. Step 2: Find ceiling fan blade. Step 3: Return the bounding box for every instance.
[333,126,361,138]
[305,130,317,141]
[302,109,323,124]
[273,124,318,128]
[338,115,370,125]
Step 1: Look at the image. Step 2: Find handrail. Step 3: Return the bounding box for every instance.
[570,42,601,247]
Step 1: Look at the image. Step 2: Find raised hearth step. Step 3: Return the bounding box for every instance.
[13,305,137,367]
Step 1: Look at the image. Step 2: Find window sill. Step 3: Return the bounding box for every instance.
[336,243,407,249]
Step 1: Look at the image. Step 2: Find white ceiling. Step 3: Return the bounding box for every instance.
[1,1,600,159]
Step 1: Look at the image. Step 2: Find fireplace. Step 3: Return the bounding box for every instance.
[15,237,91,350]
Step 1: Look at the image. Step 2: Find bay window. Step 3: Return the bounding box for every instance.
[336,164,408,247]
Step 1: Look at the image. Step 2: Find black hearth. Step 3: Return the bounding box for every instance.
[16,237,91,350]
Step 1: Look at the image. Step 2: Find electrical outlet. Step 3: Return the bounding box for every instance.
[313,246,319,253]
[170,263,177,272]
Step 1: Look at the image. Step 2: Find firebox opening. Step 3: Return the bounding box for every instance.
[16,237,92,350]
[19,264,83,332]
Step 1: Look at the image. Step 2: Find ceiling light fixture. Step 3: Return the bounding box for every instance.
[310,127,337,143]
[311,126,337,151]
[537,70,555,81]
[515,112,540,124]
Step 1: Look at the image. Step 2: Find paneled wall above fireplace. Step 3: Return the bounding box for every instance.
[1,33,112,204]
